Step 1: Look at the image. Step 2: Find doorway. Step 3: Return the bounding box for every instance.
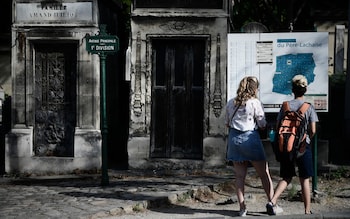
[33,43,77,157]
[150,39,205,159]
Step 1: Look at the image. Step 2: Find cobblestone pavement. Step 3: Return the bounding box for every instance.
[0,166,349,219]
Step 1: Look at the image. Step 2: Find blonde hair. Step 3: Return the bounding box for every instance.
[234,76,259,106]
[292,75,308,87]
[292,75,308,97]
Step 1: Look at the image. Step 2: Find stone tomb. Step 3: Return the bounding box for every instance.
[6,0,101,174]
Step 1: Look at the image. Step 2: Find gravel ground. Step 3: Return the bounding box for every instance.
[119,167,350,218]
[0,166,349,219]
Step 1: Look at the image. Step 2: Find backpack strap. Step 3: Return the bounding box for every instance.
[297,102,310,115]
[282,101,309,115]
[282,101,290,112]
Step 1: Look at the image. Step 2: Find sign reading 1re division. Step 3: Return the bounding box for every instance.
[86,35,119,54]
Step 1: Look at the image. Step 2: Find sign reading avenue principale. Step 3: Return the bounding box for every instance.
[86,35,119,54]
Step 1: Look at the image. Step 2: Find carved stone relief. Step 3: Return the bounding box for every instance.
[159,21,199,32]
[212,34,222,117]
[133,32,142,117]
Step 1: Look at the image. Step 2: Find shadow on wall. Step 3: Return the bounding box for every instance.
[324,84,349,165]
[315,75,349,165]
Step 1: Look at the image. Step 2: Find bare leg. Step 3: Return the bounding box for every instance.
[250,161,274,201]
[233,161,248,211]
[299,177,311,214]
[270,177,292,205]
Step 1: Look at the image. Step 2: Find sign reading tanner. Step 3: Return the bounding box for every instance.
[86,35,119,54]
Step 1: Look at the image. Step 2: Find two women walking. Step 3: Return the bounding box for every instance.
[225,75,318,216]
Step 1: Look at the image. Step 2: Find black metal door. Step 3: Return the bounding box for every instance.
[34,44,76,157]
[151,39,204,159]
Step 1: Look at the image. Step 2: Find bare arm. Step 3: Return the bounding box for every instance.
[309,122,316,138]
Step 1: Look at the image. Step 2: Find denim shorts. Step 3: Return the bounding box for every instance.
[227,128,266,162]
[279,145,314,179]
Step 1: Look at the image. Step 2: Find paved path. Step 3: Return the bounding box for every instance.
[0,169,229,219]
[0,167,349,219]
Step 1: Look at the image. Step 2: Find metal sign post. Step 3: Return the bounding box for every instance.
[86,24,119,186]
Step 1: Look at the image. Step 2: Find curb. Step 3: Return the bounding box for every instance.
[249,211,350,219]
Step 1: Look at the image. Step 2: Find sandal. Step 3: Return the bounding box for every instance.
[305,211,313,214]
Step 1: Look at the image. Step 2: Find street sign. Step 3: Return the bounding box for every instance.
[86,35,119,54]
[85,25,120,186]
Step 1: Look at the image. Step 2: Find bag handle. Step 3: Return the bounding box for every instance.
[230,102,241,125]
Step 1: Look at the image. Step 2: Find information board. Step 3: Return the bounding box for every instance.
[227,32,329,112]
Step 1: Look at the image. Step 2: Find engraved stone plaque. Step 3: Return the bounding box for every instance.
[15,2,93,23]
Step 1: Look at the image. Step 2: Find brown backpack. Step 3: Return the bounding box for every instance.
[277,101,310,161]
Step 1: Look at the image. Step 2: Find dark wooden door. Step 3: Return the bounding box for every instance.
[34,44,76,157]
[151,39,205,159]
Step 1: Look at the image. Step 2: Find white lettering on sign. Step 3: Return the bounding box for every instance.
[96,45,115,51]
[86,34,119,54]
[99,39,116,43]
[88,38,117,44]
[88,39,100,43]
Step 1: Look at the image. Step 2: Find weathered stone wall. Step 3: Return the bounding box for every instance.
[128,8,229,169]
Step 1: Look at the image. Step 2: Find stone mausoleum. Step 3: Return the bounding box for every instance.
[5,0,233,174]
[1,0,339,174]
[127,0,231,169]
[6,0,102,173]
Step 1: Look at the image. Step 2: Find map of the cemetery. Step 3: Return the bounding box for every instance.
[272,53,316,95]
[227,32,329,112]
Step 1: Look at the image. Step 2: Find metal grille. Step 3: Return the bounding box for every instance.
[34,45,76,157]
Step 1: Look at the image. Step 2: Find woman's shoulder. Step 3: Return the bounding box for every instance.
[226,98,235,107]
[245,98,263,110]
[246,98,261,104]
[228,97,235,102]
[227,98,235,104]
